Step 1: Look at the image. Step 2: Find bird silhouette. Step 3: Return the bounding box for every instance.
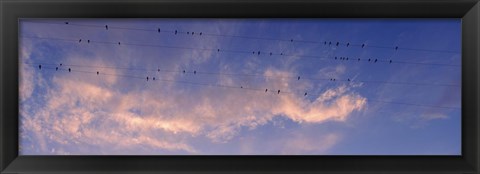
[105,25,108,30]
[336,42,339,46]
[270,52,272,56]
[257,51,260,55]
[348,78,350,81]
[38,65,41,69]
[347,43,350,47]
[265,89,268,92]
[153,77,155,80]
[335,56,338,60]
[158,28,161,33]
[297,76,300,80]
[358,58,361,61]
[87,40,90,43]
[175,30,177,35]
[389,60,393,63]
[291,39,294,42]
[158,68,160,72]
[218,49,220,52]
[395,46,398,50]
[241,86,243,88]
[304,92,307,96]
[97,71,99,75]
[146,76,149,81]
[374,59,378,63]
[362,44,365,48]
[187,32,190,34]
[329,42,332,46]
[183,70,186,74]
[199,32,202,35]
[55,67,58,71]
[194,70,196,74]
[68,68,71,72]
[368,59,371,62]
[60,63,62,66]
[118,42,121,45]
[277,90,280,94]
[79,39,82,43]
[65,22,69,24]
[324,41,327,45]
[192,32,194,35]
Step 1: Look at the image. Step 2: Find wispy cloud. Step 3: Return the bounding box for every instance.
[19,19,461,155]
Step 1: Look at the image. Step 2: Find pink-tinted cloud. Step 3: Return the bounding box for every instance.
[22,62,366,154]
[19,20,368,154]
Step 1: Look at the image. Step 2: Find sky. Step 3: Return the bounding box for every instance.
[19,19,461,155]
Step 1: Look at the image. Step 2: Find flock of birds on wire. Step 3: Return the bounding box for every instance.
[25,21,461,109]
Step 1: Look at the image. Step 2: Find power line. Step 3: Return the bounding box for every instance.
[21,20,461,54]
[32,65,460,110]
[24,62,460,88]
[21,35,461,67]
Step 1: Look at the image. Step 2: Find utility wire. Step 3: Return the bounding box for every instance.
[22,20,461,54]
[34,65,460,110]
[24,62,460,88]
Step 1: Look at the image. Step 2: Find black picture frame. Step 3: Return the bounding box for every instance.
[1,0,479,174]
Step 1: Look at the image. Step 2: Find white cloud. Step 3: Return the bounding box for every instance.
[19,40,35,101]
[22,63,366,154]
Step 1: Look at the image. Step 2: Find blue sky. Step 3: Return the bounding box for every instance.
[19,19,461,155]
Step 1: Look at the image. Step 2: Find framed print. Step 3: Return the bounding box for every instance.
[1,0,479,174]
